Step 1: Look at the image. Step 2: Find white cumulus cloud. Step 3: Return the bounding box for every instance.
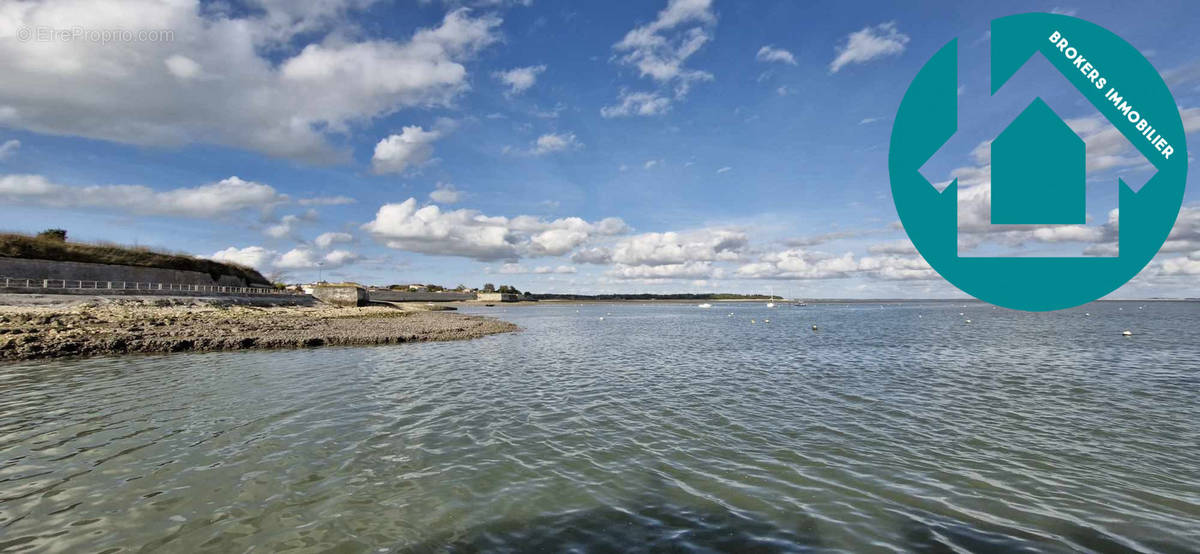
[604,0,715,117]
[0,174,286,218]
[830,21,910,73]
[494,263,577,275]
[0,4,502,162]
[493,65,547,95]
[429,183,465,204]
[736,248,937,281]
[211,246,278,270]
[601,90,673,118]
[0,139,20,160]
[756,45,796,65]
[532,132,582,155]
[609,261,719,280]
[361,198,629,261]
[611,229,747,266]
[372,126,442,174]
[314,232,354,249]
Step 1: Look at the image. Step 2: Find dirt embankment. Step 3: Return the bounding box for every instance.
[0,297,519,361]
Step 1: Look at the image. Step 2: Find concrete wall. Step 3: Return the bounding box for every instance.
[0,286,312,303]
[368,290,476,303]
[476,292,519,302]
[0,256,256,288]
[311,284,368,307]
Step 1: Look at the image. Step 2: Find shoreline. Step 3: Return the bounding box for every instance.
[0,295,519,362]
[472,297,1200,306]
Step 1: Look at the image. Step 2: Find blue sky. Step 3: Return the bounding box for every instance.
[1,0,1199,297]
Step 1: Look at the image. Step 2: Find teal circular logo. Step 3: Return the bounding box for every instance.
[889,13,1187,311]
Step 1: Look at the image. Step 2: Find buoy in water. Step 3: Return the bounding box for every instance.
[1122,330,1133,336]
[599,317,605,321]
[751,319,756,324]
[811,324,818,331]
[965,319,972,324]
[764,319,770,323]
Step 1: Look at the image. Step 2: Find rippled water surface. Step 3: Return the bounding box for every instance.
[1,301,1199,553]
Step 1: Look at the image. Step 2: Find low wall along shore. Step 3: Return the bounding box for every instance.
[311,284,368,307]
[0,256,258,288]
[367,290,476,303]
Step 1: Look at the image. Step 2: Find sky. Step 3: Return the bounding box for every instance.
[1,0,1199,298]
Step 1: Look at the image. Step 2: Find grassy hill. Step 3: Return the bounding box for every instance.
[0,232,271,286]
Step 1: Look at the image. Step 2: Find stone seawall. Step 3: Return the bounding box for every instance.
[368,290,476,303]
[0,257,256,288]
[0,287,303,301]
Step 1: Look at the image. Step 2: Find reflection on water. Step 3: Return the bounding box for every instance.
[1,301,1198,552]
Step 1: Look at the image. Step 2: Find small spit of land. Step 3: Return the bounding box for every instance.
[0,295,518,362]
[528,293,781,301]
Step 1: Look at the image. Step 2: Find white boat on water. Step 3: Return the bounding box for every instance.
[766,302,776,308]
[697,303,712,308]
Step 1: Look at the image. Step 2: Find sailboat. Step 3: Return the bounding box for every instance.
[788,285,806,306]
[766,285,776,308]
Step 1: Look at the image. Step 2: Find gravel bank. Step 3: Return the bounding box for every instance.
[0,297,519,361]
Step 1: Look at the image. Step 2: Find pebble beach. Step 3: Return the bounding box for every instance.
[0,295,519,361]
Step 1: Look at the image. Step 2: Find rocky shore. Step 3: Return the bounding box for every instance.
[0,296,519,361]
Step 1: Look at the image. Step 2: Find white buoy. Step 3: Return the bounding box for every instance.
[751,319,756,324]
[811,324,818,331]
[599,317,605,321]
[965,319,971,324]
[959,312,964,316]
[1085,313,1090,316]
[1122,330,1132,336]
[764,319,770,323]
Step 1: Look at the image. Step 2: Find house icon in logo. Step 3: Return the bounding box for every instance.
[918,52,1144,252]
[990,98,1086,225]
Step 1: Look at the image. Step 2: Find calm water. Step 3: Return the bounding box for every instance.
[1,301,1198,553]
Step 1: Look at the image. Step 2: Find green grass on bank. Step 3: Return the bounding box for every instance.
[0,232,270,286]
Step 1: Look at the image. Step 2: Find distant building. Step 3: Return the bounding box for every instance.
[476,292,518,302]
[388,283,424,291]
